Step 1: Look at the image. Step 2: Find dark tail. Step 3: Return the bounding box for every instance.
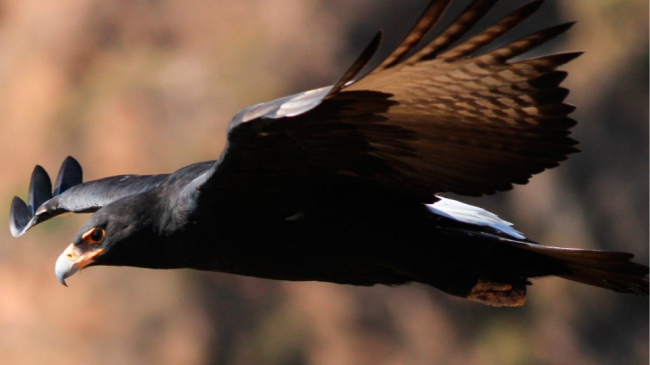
[516,242,649,295]
[440,227,649,297]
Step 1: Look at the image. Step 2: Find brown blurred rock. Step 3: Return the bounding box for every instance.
[1,1,647,365]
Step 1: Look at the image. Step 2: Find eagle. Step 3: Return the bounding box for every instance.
[10,0,648,307]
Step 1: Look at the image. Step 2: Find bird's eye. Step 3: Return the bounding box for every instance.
[82,227,106,245]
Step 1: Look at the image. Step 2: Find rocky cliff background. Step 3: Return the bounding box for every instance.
[0,1,647,364]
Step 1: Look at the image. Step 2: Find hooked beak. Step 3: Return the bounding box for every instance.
[55,244,104,286]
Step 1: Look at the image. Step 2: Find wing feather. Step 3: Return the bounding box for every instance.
[326,31,383,98]
[196,0,581,204]
[405,0,500,63]
[436,0,543,60]
[9,156,193,237]
[371,0,451,72]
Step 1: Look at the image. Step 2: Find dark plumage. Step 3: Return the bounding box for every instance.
[10,0,648,306]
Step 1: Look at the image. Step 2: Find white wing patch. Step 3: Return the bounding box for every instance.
[275,86,331,117]
[426,197,525,240]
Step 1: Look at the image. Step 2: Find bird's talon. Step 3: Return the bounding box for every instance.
[468,280,526,307]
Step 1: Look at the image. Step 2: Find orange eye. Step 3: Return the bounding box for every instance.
[81,227,106,245]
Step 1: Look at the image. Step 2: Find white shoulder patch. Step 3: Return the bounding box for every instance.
[426,197,525,240]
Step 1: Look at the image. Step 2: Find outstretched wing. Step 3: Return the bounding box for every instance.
[10,157,173,237]
[195,0,580,204]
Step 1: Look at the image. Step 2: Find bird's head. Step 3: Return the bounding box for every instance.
[54,193,165,286]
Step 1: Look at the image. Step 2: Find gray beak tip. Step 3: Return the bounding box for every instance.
[57,271,69,287]
[55,251,78,287]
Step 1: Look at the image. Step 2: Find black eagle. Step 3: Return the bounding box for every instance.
[10,0,648,307]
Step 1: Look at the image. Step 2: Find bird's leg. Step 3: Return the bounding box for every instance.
[467,279,527,307]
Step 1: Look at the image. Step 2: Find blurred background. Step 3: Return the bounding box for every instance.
[0,0,647,364]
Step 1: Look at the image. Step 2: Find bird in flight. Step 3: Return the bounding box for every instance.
[10,0,648,307]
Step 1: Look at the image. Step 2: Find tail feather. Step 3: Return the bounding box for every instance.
[440,227,649,296]
[509,237,648,295]
[556,258,648,295]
